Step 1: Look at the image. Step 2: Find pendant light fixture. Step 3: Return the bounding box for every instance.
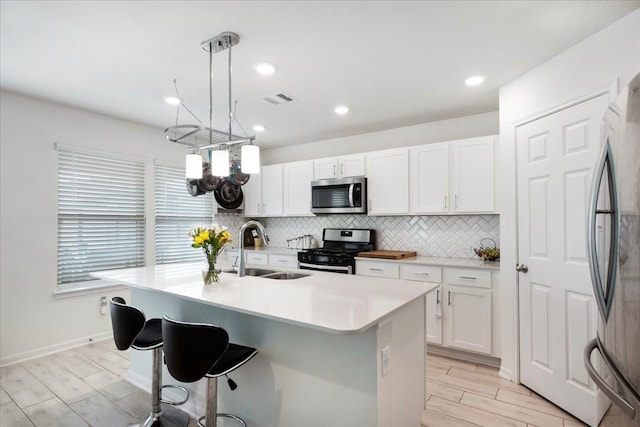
[164,32,259,183]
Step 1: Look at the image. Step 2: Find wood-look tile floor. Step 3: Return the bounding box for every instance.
[424,354,587,427]
[1,339,588,426]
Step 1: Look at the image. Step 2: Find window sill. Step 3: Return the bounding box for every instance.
[53,281,128,299]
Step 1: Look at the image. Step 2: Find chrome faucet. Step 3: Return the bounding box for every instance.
[237,220,269,277]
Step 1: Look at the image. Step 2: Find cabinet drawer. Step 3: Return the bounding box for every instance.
[400,264,442,283]
[356,260,399,279]
[444,268,491,289]
[246,252,269,266]
[269,254,298,269]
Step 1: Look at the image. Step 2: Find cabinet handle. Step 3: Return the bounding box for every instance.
[369,268,383,272]
[333,164,337,177]
[368,200,372,211]
[277,260,288,263]
[340,163,344,175]
[444,195,447,209]
[454,194,458,208]
[459,276,477,280]
[448,290,451,306]
[257,203,261,213]
[436,289,440,304]
[413,272,430,276]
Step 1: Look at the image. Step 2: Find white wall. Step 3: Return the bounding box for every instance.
[0,91,187,365]
[262,111,498,164]
[498,10,640,381]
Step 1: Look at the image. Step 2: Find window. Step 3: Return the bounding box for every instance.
[57,147,146,285]
[154,163,214,264]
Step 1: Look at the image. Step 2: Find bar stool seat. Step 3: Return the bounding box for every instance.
[162,316,258,427]
[110,297,190,427]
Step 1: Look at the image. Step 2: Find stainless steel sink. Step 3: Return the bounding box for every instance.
[223,268,276,276]
[261,272,310,280]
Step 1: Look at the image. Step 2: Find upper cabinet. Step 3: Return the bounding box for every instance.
[410,135,496,215]
[366,148,410,215]
[283,160,314,216]
[314,154,365,180]
[451,136,495,213]
[243,164,283,217]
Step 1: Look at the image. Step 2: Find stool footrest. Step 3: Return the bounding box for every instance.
[197,413,247,427]
[160,384,189,406]
[128,407,190,427]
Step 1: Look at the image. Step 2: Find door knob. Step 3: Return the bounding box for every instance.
[516,264,529,273]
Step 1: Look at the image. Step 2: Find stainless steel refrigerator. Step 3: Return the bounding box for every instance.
[584,72,640,427]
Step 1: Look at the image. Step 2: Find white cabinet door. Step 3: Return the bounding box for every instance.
[283,160,314,216]
[425,285,443,345]
[261,164,283,216]
[443,284,492,354]
[366,148,409,215]
[339,154,365,178]
[314,154,365,180]
[314,157,338,179]
[242,171,263,216]
[410,142,450,214]
[451,136,495,213]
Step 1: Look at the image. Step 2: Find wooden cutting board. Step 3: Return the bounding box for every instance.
[357,250,417,260]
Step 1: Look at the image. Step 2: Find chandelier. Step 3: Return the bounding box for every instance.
[164,32,260,181]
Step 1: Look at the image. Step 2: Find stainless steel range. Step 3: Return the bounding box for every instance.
[298,228,376,274]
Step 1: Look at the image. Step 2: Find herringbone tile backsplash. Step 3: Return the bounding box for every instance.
[216,214,499,259]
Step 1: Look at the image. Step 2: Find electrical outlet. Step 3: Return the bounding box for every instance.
[381,346,391,377]
[100,296,107,315]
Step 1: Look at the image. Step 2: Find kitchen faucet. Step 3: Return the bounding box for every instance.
[237,220,269,277]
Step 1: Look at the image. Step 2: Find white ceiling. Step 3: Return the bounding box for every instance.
[1,1,638,149]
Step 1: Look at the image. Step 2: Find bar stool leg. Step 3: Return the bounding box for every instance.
[197,377,247,427]
[129,347,190,427]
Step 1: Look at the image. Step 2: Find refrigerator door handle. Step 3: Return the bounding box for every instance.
[584,338,639,418]
[587,139,620,322]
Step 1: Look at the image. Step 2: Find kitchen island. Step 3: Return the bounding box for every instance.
[92,262,437,427]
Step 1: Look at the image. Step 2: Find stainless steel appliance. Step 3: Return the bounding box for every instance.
[298,228,375,274]
[584,72,640,427]
[310,177,367,214]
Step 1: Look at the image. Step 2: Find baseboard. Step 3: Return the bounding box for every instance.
[498,365,514,381]
[427,345,501,368]
[0,331,113,367]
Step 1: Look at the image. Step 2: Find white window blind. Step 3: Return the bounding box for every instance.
[57,148,146,285]
[154,164,214,264]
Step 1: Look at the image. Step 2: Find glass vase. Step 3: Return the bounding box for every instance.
[202,256,220,285]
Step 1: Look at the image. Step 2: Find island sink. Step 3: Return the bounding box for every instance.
[221,268,309,280]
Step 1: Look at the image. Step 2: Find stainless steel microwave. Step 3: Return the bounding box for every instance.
[311,177,367,214]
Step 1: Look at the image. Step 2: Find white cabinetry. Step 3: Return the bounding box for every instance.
[314,154,365,180]
[451,136,495,213]
[356,259,495,355]
[244,164,283,217]
[366,148,409,215]
[409,136,496,215]
[283,160,314,216]
[442,268,492,354]
[410,142,450,214]
[268,253,298,269]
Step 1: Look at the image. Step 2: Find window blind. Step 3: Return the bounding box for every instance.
[154,164,214,264]
[57,148,146,285]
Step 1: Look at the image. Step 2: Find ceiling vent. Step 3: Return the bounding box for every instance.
[263,92,295,105]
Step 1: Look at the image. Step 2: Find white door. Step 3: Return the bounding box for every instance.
[339,154,366,178]
[242,170,262,216]
[410,142,449,214]
[443,285,492,354]
[517,94,610,425]
[314,157,338,179]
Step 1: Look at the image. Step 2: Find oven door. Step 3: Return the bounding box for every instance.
[299,262,353,274]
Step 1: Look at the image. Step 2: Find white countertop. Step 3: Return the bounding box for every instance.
[92,262,437,334]
[355,255,501,270]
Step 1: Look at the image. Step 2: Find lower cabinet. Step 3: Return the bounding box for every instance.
[357,260,494,355]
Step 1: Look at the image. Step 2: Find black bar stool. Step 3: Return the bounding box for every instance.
[110,297,190,427]
[161,316,258,427]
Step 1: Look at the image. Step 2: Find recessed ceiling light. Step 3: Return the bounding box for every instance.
[334,105,349,115]
[254,62,276,76]
[252,124,266,132]
[164,96,182,105]
[465,75,487,87]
